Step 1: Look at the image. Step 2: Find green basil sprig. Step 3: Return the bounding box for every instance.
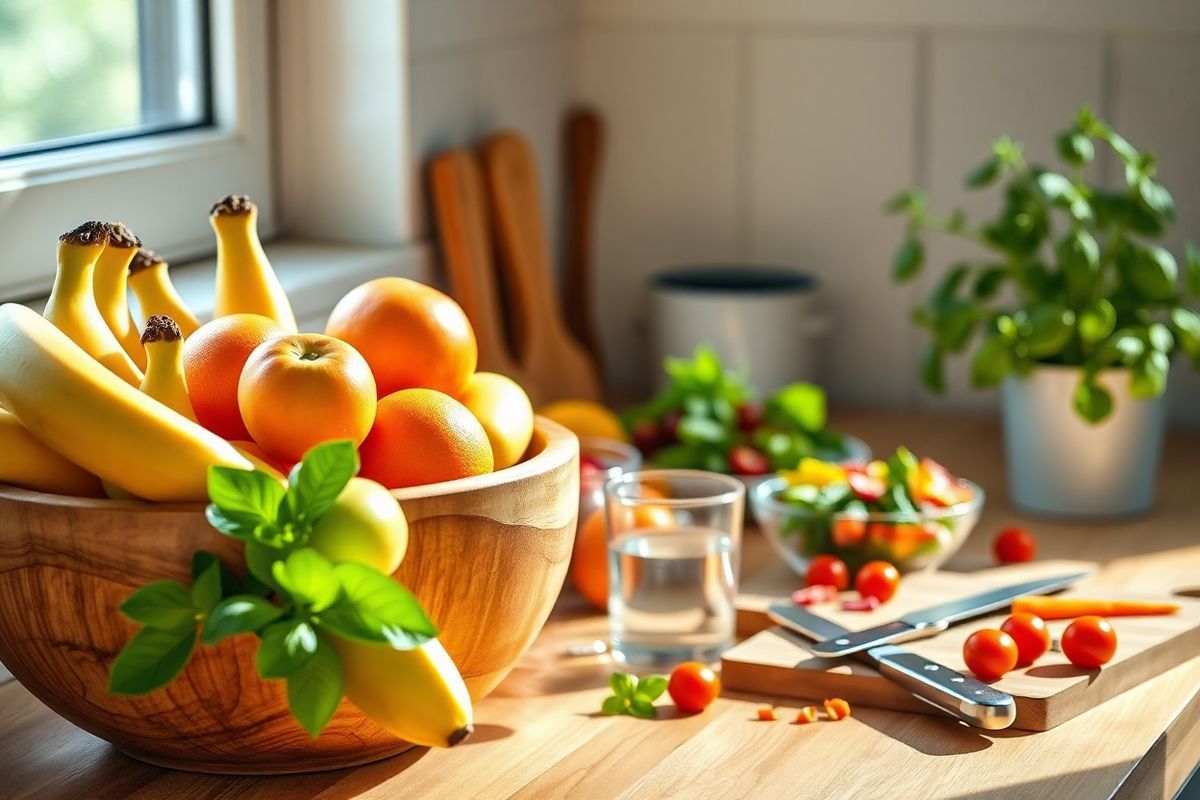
[108,440,435,738]
[600,671,668,719]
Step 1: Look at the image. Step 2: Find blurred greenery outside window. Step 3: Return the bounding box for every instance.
[0,0,211,158]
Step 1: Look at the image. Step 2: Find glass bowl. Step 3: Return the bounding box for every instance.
[749,474,984,575]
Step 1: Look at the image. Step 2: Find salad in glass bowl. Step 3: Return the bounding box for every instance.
[623,346,869,477]
[750,447,983,574]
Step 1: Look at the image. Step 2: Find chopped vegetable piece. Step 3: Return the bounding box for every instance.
[992,526,1037,564]
[823,698,851,720]
[793,584,839,606]
[1061,616,1117,668]
[841,595,881,612]
[793,705,820,724]
[782,458,848,489]
[756,704,778,721]
[1011,596,1179,621]
[806,554,850,591]
[730,444,770,476]
[847,471,886,502]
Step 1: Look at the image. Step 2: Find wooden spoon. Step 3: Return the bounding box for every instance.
[563,108,605,369]
[428,149,525,382]
[480,131,602,405]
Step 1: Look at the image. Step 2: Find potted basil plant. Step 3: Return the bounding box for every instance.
[887,107,1200,518]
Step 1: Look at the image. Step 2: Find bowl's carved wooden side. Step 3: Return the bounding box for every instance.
[0,418,578,774]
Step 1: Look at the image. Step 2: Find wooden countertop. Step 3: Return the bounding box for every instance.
[4,410,1199,800]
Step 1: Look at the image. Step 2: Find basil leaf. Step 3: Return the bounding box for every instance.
[970,335,1013,389]
[610,672,634,698]
[677,416,726,446]
[1186,243,1200,297]
[1073,378,1113,423]
[636,675,668,701]
[964,156,1003,188]
[200,596,284,645]
[920,344,945,394]
[768,382,827,432]
[1171,307,1200,358]
[288,440,358,529]
[287,633,344,738]
[272,548,338,611]
[318,563,437,649]
[257,619,319,679]
[1131,351,1170,399]
[245,540,285,592]
[1129,245,1178,300]
[1024,305,1075,358]
[190,551,240,596]
[206,466,286,538]
[1078,300,1116,344]
[628,698,657,719]
[893,237,924,281]
[119,581,196,629]
[191,561,224,617]
[601,695,627,715]
[108,624,197,695]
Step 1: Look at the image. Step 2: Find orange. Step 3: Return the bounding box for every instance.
[325,277,477,397]
[238,333,377,463]
[183,314,285,440]
[457,372,534,470]
[358,388,493,489]
[570,494,672,610]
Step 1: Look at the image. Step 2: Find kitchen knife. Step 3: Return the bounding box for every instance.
[809,571,1089,658]
[768,603,1016,730]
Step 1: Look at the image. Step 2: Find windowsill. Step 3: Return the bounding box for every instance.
[20,238,435,331]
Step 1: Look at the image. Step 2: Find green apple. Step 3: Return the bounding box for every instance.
[308,477,408,573]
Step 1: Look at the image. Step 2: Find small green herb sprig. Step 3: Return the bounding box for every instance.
[623,346,846,471]
[108,441,435,737]
[600,671,668,719]
[888,106,1200,423]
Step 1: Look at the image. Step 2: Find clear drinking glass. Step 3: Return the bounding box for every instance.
[604,470,745,666]
[578,437,642,531]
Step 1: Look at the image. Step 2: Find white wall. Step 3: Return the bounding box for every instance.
[574,0,1200,423]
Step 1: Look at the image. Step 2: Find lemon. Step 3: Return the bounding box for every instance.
[538,400,627,442]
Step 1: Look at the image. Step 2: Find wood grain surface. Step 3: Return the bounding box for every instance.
[0,418,578,774]
[480,130,603,405]
[724,559,1200,730]
[2,410,1198,799]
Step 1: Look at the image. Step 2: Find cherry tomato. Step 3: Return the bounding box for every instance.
[736,403,764,432]
[963,628,1019,681]
[1061,615,1117,669]
[805,554,850,591]
[631,419,661,455]
[831,516,867,547]
[1000,613,1050,666]
[729,445,770,476]
[659,409,682,443]
[847,471,886,502]
[855,560,900,603]
[667,661,721,713]
[992,526,1037,564]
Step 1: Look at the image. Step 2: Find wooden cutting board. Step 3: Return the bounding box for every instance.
[722,560,1200,731]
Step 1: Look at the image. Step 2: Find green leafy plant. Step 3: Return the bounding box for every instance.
[888,106,1200,422]
[108,441,436,737]
[623,346,847,472]
[600,671,668,719]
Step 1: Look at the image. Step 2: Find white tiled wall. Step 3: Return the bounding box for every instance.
[407,0,1200,422]
[573,1,1200,422]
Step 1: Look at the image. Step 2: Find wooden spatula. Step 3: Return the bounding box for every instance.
[428,149,525,382]
[563,108,605,369]
[481,131,603,405]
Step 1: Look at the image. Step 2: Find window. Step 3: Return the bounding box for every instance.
[0,0,273,300]
[0,0,212,159]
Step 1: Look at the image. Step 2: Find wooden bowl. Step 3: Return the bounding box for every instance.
[0,417,577,774]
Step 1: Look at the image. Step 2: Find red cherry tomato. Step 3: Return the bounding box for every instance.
[668,661,721,713]
[963,628,1019,681]
[1000,613,1050,666]
[805,555,850,591]
[659,409,682,443]
[736,403,764,432]
[847,471,886,502]
[729,445,770,476]
[992,526,1037,564]
[631,419,661,455]
[1061,615,1117,669]
[855,560,900,603]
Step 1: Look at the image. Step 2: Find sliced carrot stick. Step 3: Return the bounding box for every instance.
[1012,596,1180,620]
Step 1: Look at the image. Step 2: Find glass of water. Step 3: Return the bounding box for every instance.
[604,470,745,666]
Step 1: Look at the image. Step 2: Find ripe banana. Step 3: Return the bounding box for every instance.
[128,249,201,337]
[0,303,252,502]
[43,222,143,387]
[92,222,147,370]
[328,634,473,748]
[0,409,105,497]
[139,315,197,422]
[210,195,297,332]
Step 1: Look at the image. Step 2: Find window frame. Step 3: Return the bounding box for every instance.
[0,0,274,300]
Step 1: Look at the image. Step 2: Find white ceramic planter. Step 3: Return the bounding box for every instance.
[1001,365,1166,518]
[649,266,826,393]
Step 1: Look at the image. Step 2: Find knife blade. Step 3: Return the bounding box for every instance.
[768,603,1016,730]
[809,571,1089,658]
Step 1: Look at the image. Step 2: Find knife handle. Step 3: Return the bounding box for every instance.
[865,645,1016,730]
